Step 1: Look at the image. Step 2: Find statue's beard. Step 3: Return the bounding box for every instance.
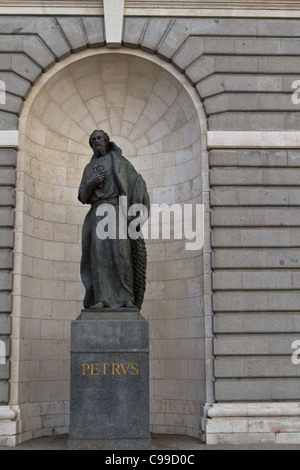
[94,143,108,156]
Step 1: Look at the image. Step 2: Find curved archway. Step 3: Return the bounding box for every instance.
[12,48,211,441]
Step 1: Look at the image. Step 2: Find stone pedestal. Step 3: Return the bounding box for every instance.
[68,309,151,450]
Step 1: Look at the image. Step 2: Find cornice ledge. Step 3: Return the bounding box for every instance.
[1,1,300,17]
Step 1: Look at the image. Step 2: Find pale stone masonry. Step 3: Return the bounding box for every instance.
[0,4,300,445]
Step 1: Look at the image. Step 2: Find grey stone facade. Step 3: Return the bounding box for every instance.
[0,13,300,419]
[211,148,300,400]
[0,150,15,403]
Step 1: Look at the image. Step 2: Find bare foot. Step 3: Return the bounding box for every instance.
[90,301,105,309]
[124,300,137,308]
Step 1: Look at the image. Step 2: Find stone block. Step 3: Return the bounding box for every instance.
[64,281,85,301]
[173,37,204,71]
[216,270,293,290]
[81,17,105,47]
[206,93,263,114]
[141,18,173,53]
[152,338,177,359]
[213,227,295,248]
[267,292,300,311]
[203,74,284,99]
[215,356,300,378]
[36,18,70,61]
[245,357,300,378]
[122,18,148,47]
[23,35,55,70]
[214,357,245,378]
[69,310,150,450]
[212,271,242,290]
[0,111,18,130]
[0,92,22,115]
[211,208,265,227]
[256,19,300,37]
[0,250,13,270]
[210,168,264,186]
[215,378,300,401]
[214,378,270,401]
[0,380,9,403]
[0,229,13,249]
[0,315,11,335]
[288,151,300,167]
[0,293,11,312]
[0,16,36,34]
[276,433,300,444]
[268,334,300,355]
[236,37,282,55]
[208,112,287,132]
[0,208,14,227]
[206,431,275,445]
[153,378,178,400]
[0,54,11,71]
[266,208,300,226]
[214,334,270,356]
[0,362,10,380]
[40,315,64,338]
[213,291,268,312]
[0,187,15,207]
[0,271,12,291]
[211,228,241,247]
[160,17,247,60]
[260,93,295,111]
[214,313,300,334]
[247,188,289,206]
[0,167,16,186]
[263,169,300,185]
[57,17,87,53]
[212,187,290,207]
[0,150,16,168]
[42,240,65,261]
[12,53,42,84]
[210,187,239,206]
[157,19,189,60]
[0,35,22,52]
[186,56,214,84]
[206,416,248,434]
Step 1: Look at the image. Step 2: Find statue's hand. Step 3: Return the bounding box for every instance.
[89,171,105,188]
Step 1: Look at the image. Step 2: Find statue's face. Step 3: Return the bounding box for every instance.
[90,131,108,156]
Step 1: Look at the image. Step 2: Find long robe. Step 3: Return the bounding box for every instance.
[78,142,150,309]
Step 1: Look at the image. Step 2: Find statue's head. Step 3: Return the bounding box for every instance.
[89,130,110,156]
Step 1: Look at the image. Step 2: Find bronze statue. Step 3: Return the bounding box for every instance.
[78,130,150,310]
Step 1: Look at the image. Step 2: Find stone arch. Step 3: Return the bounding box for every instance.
[12,48,211,441]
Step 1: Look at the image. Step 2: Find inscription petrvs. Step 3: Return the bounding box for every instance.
[81,362,139,376]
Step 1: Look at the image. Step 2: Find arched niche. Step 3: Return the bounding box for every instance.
[12,49,211,441]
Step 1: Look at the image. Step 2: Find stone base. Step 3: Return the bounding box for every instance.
[0,406,20,446]
[202,402,300,445]
[69,309,150,450]
[68,438,151,450]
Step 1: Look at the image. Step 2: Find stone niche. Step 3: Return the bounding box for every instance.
[12,51,206,442]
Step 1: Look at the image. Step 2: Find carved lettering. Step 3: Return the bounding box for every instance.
[81,362,139,376]
[112,363,121,375]
[82,363,90,375]
[120,363,131,375]
[131,363,139,375]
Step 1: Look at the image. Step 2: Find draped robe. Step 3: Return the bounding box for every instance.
[78,142,150,309]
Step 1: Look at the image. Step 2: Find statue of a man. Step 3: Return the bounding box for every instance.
[78,130,150,310]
